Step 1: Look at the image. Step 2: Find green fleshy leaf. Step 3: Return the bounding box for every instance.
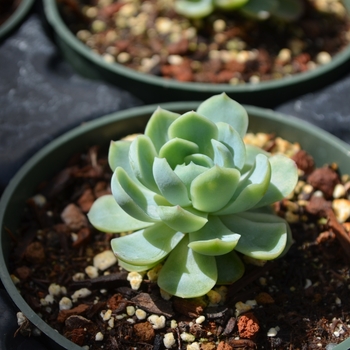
[87,195,153,233]
[112,167,164,222]
[241,144,270,174]
[240,0,278,20]
[216,122,246,170]
[214,0,248,10]
[174,0,214,18]
[129,135,158,193]
[158,235,217,298]
[272,0,304,21]
[254,154,298,208]
[157,205,208,232]
[196,93,248,138]
[184,153,214,168]
[211,139,235,168]
[111,223,184,265]
[188,216,240,255]
[159,138,199,169]
[191,166,240,212]
[216,153,271,215]
[216,250,245,284]
[220,212,288,260]
[153,157,191,206]
[168,111,218,157]
[174,162,208,194]
[144,107,180,152]
[118,259,159,272]
[108,140,132,174]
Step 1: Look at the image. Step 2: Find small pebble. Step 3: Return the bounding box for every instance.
[135,309,147,320]
[95,332,104,341]
[85,265,99,279]
[163,332,176,348]
[148,315,166,329]
[127,271,144,290]
[93,250,117,271]
[180,332,196,342]
[59,297,73,311]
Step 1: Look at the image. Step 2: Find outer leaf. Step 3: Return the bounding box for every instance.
[174,0,214,18]
[211,139,235,168]
[215,251,245,284]
[216,153,271,215]
[196,93,248,138]
[109,140,132,174]
[168,111,218,157]
[240,0,278,20]
[158,235,217,298]
[188,216,241,255]
[87,195,152,233]
[157,205,208,232]
[112,167,163,222]
[272,0,304,21]
[129,135,158,192]
[220,212,288,260]
[216,122,246,170]
[241,144,270,174]
[214,0,249,10]
[254,154,298,208]
[118,259,160,272]
[111,223,184,265]
[159,138,199,169]
[144,107,180,152]
[191,166,240,212]
[153,157,191,207]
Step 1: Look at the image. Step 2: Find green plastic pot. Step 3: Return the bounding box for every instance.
[43,0,350,107]
[0,0,35,41]
[1,102,350,349]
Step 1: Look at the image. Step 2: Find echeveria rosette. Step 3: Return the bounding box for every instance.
[174,0,304,21]
[88,93,298,298]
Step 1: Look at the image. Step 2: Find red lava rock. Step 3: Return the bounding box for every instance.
[305,195,332,216]
[291,149,315,175]
[172,296,206,317]
[107,293,128,312]
[255,292,275,305]
[77,188,95,213]
[72,227,92,248]
[93,181,111,198]
[237,312,260,339]
[133,322,155,343]
[14,266,32,280]
[61,203,88,230]
[217,340,233,350]
[24,242,45,264]
[307,167,340,199]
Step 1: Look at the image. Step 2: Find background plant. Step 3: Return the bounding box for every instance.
[174,0,304,21]
[88,93,298,298]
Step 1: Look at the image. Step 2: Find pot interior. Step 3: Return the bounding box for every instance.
[1,103,350,349]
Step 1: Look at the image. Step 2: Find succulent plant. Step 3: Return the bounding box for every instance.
[174,0,304,21]
[88,93,298,298]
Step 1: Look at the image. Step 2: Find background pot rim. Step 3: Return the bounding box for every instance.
[43,0,350,95]
[0,0,35,40]
[1,102,350,349]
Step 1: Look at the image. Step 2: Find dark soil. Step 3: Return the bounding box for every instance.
[58,0,350,84]
[8,134,350,349]
[0,0,21,26]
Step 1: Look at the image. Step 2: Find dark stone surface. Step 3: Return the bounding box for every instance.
[0,10,141,193]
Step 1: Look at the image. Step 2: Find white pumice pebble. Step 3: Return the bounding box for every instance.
[116,314,127,320]
[304,279,312,289]
[127,271,144,290]
[10,274,20,285]
[85,265,99,279]
[148,315,166,329]
[163,332,176,348]
[135,309,147,320]
[71,288,92,301]
[180,332,195,342]
[17,312,27,326]
[72,272,85,281]
[93,250,117,271]
[332,199,350,223]
[48,283,62,296]
[95,332,104,341]
[59,297,73,311]
[267,327,278,337]
[187,342,200,350]
[108,317,115,328]
[207,290,221,305]
[102,309,112,321]
[195,315,205,324]
[333,184,346,198]
[245,299,257,308]
[170,320,178,329]
[127,318,135,324]
[127,306,136,316]
[147,264,162,281]
[31,194,47,207]
[235,301,252,316]
[160,288,172,300]
[44,294,55,304]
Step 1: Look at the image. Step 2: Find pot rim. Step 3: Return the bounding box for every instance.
[0,0,36,40]
[43,0,350,95]
[1,102,350,349]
